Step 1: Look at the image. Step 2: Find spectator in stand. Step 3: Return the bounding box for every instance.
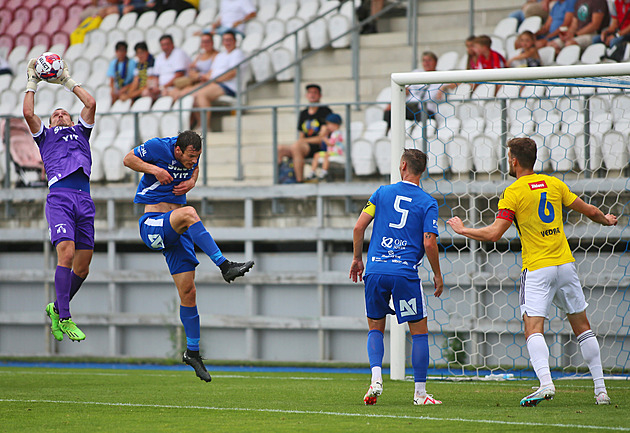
[509,0,551,25]
[472,35,506,69]
[382,52,444,131]
[191,31,245,129]
[98,0,154,17]
[168,31,219,100]
[507,31,542,66]
[465,35,477,69]
[143,34,191,100]
[551,0,610,52]
[535,0,577,49]
[205,0,257,37]
[120,42,155,102]
[277,84,332,183]
[304,112,343,183]
[594,0,630,62]
[107,41,137,104]
[356,0,384,34]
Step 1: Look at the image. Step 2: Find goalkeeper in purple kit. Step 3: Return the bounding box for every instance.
[123,131,254,382]
[23,58,96,342]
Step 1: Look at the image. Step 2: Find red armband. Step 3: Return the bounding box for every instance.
[497,209,515,221]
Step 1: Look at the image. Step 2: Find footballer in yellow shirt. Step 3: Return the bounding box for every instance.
[497,173,577,272]
[447,137,617,407]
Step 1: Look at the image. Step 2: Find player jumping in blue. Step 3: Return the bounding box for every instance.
[350,149,444,405]
[123,131,254,382]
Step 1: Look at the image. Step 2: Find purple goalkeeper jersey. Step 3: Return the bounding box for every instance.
[32,116,94,186]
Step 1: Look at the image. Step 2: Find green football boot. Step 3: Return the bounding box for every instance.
[45,303,63,341]
[58,318,86,341]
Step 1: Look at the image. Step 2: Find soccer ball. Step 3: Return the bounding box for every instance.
[35,52,64,81]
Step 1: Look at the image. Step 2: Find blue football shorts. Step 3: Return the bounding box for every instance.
[138,211,199,275]
[364,274,427,323]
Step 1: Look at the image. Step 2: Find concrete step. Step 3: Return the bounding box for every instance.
[417,0,521,15]
[300,43,413,67]
[206,130,296,146]
[248,76,389,102]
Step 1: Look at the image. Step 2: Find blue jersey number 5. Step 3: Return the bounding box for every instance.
[538,192,555,223]
[389,195,412,229]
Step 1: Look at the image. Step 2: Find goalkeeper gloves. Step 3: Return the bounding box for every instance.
[25,59,41,93]
[49,62,79,92]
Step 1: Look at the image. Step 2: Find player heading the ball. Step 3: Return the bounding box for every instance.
[123,131,254,382]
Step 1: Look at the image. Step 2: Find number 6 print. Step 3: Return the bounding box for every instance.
[538,192,555,223]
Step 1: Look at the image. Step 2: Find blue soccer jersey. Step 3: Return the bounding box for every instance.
[363,181,439,279]
[132,137,198,205]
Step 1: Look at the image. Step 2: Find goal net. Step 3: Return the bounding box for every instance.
[389,63,630,380]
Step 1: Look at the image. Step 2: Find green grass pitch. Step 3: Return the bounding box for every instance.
[0,366,628,432]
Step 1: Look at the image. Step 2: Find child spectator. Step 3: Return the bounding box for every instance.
[119,42,154,102]
[305,113,343,182]
[507,31,542,67]
[472,35,506,69]
[107,41,136,104]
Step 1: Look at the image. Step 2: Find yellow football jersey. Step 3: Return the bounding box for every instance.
[497,173,578,271]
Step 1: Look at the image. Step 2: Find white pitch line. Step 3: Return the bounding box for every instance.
[0,398,628,431]
[0,370,333,380]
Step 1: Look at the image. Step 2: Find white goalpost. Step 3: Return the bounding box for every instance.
[389,62,630,380]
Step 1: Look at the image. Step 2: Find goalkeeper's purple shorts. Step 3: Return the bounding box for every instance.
[45,188,95,249]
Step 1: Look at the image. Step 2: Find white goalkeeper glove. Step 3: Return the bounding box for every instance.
[25,58,41,93]
[49,61,79,92]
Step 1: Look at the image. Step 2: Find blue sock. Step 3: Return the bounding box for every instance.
[179,305,200,351]
[187,221,226,266]
[367,329,384,369]
[412,333,429,383]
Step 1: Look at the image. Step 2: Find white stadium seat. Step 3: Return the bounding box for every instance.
[176,8,197,27]
[328,12,351,48]
[117,12,138,31]
[517,15,542,34]
[152,95,174,112]
[265,18,286,37]
[99,13,120,31]
[538,46,556,66]
[271,47,295,81]
[277,2,299,21]
[351,138,377,175]
[195,8,216,26]
[555,45,580,66]
[374,137,391,175]
[493,17,518,40]
[436,51,459,71]
[601,130,628,169]
[245,19,266,36]
[257,3,279,23]
[155,9,177,29]
[447,135,473,173]
[136,10,158,29]
[581,43,606,64]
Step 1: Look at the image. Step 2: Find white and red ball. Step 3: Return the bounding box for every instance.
[35,52,64,81]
